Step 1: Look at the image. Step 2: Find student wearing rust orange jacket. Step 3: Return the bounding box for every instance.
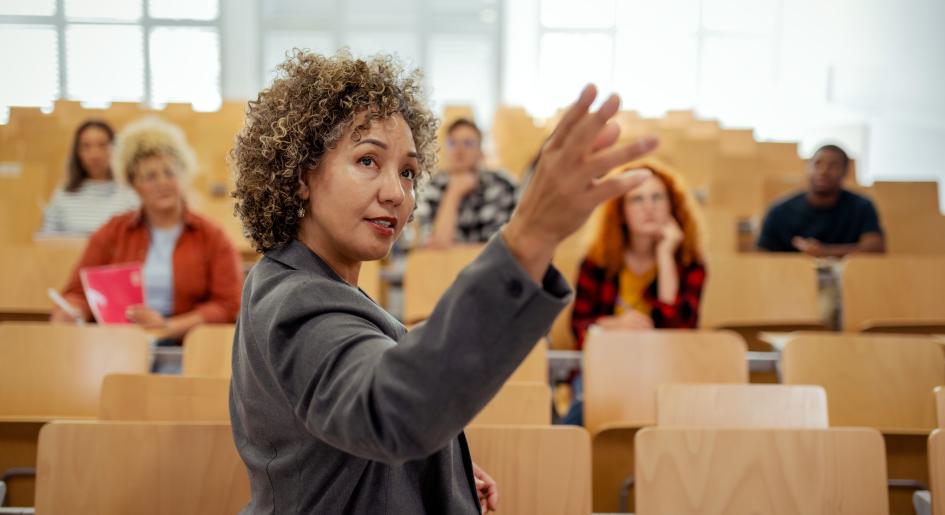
[51,117,242,341]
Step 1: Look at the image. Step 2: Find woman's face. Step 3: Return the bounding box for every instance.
[622,174,673,237]
[299,113,418,264]
[78,126,112,180]
[131,154,183,213]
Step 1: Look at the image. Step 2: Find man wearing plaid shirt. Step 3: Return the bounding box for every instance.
[415,119,518,247]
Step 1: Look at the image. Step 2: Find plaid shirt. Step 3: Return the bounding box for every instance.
[415,170,518,244]
[571,257,707,349]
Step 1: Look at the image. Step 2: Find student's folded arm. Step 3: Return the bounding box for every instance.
[818,233,884,257]
[852,201,885,254]
[649,264,705,328]
[261,236,571,465]
[857,232,885,253]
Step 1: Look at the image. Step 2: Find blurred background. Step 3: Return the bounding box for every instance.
[1,0,944,197]
[3,4,945,514]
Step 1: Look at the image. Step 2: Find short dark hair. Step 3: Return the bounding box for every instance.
[65,119,114,193]
[813,144,850,171]
[446,118,481,142]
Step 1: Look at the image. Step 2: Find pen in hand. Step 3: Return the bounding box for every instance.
[47,288,85,325]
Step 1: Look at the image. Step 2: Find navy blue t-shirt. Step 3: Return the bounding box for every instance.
[757,190,883,252]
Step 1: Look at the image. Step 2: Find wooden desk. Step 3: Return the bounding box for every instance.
[0,240,86,321]
[635,427,889,515]
[0,323,150,506]
[35,421,249,514]
[782,333,944,514]
[466,426,591,515]
[402,245,483,324]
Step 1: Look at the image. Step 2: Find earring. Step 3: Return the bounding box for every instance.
[297,206,305,218]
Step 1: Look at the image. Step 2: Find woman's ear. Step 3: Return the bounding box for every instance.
[298,175,311,200]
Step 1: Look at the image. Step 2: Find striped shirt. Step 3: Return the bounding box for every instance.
[41,180,140,235]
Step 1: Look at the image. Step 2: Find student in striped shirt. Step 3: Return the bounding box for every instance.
[40,120,139,235]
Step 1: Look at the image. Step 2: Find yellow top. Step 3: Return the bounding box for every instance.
[615,265,657,316]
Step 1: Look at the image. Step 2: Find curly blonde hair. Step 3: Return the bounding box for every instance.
[112,116,197,183]
[586,157,706,278]
[231,49,439,253]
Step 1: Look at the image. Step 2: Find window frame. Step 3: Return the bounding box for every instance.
[0,0,223,109]
[535,0,782,118]
[257,0,504,127]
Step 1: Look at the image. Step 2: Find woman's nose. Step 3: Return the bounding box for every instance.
[379,169,406,205]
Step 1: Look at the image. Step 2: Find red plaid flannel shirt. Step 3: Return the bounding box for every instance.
[570,257,706,349]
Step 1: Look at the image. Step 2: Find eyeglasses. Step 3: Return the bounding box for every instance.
[134,168,178,184]
[446,138,479,150]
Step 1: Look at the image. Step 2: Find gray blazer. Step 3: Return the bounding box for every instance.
[230,235,570,514]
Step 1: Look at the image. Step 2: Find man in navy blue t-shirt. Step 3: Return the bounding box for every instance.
[757,144,885,257]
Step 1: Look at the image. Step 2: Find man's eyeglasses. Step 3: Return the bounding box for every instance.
[446,138,479,150]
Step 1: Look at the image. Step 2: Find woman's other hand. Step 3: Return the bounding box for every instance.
[472,462,499,513]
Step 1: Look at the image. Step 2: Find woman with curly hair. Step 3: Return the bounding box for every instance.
[228,49,656,514]
[51,117,243,345]
[571,158,707,348]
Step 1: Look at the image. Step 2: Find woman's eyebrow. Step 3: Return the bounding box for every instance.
[356,138,418,158]
[355,138,388,150]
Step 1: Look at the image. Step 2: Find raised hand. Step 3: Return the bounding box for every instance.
[503,85,658,282]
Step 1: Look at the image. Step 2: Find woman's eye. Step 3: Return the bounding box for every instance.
[358,156,376,167]
[401,169,416,181]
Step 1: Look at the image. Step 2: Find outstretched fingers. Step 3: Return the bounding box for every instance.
[589,167,654,204]
[545,84,598,151]
[585,135,659,178]
[589,121,621,154]
[562,94,622,159]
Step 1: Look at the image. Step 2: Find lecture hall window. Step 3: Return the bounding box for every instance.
[0,0,222,122]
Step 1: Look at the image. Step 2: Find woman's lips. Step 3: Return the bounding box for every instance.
[366,217,396,237]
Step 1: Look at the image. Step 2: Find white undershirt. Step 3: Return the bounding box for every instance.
[41,180,140,235]
[143,224,183,317]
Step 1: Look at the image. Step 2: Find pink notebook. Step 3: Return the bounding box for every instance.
[79,262,144,324]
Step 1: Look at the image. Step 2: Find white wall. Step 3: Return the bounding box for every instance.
[220,0,945,205]
[221,0,260,101]
[779,0,945,190]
